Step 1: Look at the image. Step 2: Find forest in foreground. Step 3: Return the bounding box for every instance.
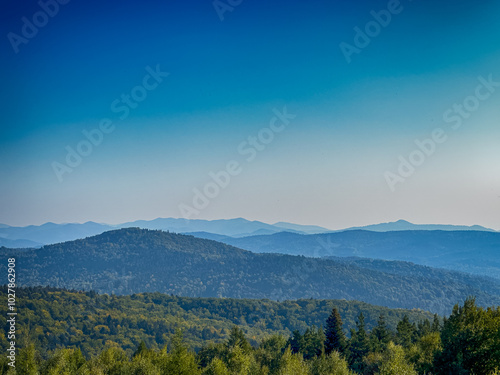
[1,287,499,374]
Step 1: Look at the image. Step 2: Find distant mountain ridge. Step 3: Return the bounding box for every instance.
[0,238,43,248]
[219,230,500,280]
[0,218,331,246]
[1,227,500,315]
[0,218,495,247]
[339,219,496,233]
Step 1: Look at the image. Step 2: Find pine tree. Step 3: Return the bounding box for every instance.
[324,307,347,355]
[133,341,149,358]
[431,313,441,332]
[17,344,40,375]
[349,312,369,372]
[162,330,202,375]
[370,314,391,352]
[416,319,431,338]
[289,330,303,355]
[255,335,288,374]
[227,326,253,354]
[396,315,416,348]
[302,326,325,360]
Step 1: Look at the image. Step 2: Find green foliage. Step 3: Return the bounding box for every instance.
[42,348,85,375]
[0,286,432,357]
[254,335,287,374]
[16,344,40,375]
[434,297,500,375]
[369,314,392,352]
[161,330,202,375]
[324,308,347,355]
[348,313,369,372]
[204,357,230,375]
[378,342,417,375]
[0,297,498,374]
[227,327,253,354]
[406,332,441,374]
[309,352,353,375]
[395,315,416,348]
[288,327,324,360]
[277,347,310,375]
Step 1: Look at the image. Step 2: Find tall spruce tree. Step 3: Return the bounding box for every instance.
[370,314,391,352]
[349,312,369,372]
[396,315,416,348]
[227,326,253,354]
[324,307,347,355]
[431,313,441,332]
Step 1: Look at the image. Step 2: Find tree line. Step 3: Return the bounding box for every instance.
[1,297,499,374]
[0,286,433,357]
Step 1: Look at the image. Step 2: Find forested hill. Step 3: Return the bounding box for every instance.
[1,228,499,315]
[0,286,433,357]
[220,230,500,279]
[323,256,500,298]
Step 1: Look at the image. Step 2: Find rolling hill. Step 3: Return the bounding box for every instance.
[220,230,500,280]
[1,228,499,315]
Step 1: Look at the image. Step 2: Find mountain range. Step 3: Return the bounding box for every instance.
[2,227,500,315]
[0,218,496,247]
[217,230,500,280]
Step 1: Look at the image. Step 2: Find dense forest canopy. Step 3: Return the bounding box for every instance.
[0,288,498,375]
[0,286,433,357]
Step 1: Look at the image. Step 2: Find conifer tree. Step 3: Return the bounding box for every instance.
[17,344,40,375]
[349,312,369,372]
[431,313,441,332]
[227,326,253,354]
[324,307,347,355]
[370,314,391,352]
[133,341,149,358]
[396,315,415,348]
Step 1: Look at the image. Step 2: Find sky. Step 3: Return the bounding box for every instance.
[0,0,499,230]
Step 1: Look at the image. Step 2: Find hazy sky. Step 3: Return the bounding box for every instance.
[1,0,499,230]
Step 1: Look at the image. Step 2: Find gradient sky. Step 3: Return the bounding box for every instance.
[1,0,499,230]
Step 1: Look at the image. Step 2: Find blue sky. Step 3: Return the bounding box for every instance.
[1,0,499,229]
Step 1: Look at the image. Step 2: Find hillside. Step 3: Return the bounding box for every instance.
[323,256,500,298]
[2,228,500,315]
[220,230,500,279]
[0,286,433,357]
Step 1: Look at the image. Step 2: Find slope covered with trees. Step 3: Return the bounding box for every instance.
[1,228,499,315]
[221,230,500,279]
[1,294,498,375]
[0,286,433,357]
